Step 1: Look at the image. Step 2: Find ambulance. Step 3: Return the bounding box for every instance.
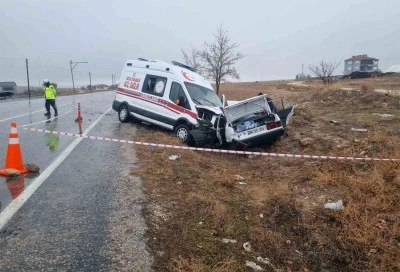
[112,58,293,147]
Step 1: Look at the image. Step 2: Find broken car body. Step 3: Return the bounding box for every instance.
[192,94,294,147]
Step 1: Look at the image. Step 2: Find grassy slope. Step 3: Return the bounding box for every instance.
[131,76,400,271]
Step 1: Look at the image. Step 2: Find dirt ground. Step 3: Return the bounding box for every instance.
[131,74,400,271]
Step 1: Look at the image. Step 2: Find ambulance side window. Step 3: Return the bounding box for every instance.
[142,75,167,97]
[169,82,191,110]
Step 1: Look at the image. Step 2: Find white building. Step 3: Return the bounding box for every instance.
[344,54,379,75]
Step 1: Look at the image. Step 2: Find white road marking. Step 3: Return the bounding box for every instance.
[18,110,73,128]
[0,102,72,123]
[0,108,112,230]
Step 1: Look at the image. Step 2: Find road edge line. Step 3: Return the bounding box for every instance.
[0,107,112,230]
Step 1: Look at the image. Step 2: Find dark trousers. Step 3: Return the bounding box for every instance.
[45,99,58,114]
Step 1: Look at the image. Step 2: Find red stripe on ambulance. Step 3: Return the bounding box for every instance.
[117,87,197,119]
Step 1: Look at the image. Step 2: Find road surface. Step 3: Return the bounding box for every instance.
[0,92,153,271]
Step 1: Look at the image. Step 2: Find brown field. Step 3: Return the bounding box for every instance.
[130,75,400,271]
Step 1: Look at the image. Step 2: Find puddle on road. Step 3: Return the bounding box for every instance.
[0,173,39,213]
[45,118,60,151]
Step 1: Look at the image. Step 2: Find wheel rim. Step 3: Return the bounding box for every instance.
[177,128,188,141]
[120,108,128,120]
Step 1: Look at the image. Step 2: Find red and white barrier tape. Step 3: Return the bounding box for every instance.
[22,127,399,162]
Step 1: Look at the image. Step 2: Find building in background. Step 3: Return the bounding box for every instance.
[0,82,17,98]
[344,54,379,75]
[93,84,109,91]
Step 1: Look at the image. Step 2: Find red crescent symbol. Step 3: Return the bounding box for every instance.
[182,71,195,81]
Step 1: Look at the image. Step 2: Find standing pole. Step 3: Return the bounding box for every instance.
[70,60,75,95]
[26,58,31,102]
[70,60,88,96]
[89,72,92,92]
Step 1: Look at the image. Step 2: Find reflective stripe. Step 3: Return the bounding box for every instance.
[9,134,18,138]
[9,138,19,144]
[10,127,18,133]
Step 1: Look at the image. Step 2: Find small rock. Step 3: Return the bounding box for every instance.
[324,200,344,210]
[300,138,313,147]
[234,174,245,181]
[25,163,40,172]
[222,238,237,244]
[293,106,302,116]
[330,120,339,124]
[354,138,360,143]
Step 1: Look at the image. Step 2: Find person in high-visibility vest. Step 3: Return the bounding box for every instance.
[43,79,58,117]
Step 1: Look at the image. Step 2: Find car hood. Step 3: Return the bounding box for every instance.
[224,95,270,123]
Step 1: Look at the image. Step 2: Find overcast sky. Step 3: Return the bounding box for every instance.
[1,0,399,87]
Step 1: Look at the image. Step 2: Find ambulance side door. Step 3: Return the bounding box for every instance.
[140,74,175,126]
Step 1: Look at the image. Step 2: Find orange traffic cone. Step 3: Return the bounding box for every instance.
[75,103,82,122]
[0,122,29,176]
[6,175,25,199]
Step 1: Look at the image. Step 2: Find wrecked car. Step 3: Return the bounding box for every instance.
[191,94,293,148]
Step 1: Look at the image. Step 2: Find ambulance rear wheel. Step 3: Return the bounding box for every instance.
[175,124,194,146]
[118,105,130,123]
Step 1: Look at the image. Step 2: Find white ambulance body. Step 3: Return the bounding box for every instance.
[112,59,223,144]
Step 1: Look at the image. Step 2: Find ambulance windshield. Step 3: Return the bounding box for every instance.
[184,82,222,108]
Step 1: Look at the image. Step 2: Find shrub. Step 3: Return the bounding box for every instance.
[361,83,374,92]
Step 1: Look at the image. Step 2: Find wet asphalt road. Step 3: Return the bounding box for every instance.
[0,92,153,271]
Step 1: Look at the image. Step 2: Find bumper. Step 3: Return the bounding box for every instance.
[233,128,284,146]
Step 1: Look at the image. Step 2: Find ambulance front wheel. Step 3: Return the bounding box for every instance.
[175,124,194,146]
[118,105,130,123]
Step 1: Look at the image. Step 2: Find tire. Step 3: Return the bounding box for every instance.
[118,105,130,123]
[175,124,194,146]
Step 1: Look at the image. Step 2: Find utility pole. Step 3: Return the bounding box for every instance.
[70,60,88,95]
[89,72,92,92]
[302,64,304,76]
[26,58,31,102]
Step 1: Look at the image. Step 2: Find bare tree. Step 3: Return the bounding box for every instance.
[182,26,243,95]
[308,60,341,84]
[181,46,202,72]
[201,26,244,94]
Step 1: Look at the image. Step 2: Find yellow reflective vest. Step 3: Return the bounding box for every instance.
[44,85,56,99]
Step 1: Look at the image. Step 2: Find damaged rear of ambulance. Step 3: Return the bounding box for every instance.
[191,94,294,148]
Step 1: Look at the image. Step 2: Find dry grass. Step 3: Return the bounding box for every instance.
[342,74,400,91]
[130,77,400,271]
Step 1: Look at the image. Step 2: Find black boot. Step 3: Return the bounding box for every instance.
[44,112,50,116]
[55,111,58,117]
